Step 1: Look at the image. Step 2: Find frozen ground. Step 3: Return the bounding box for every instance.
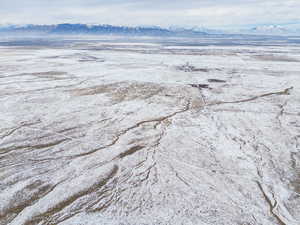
[0,37,300,225]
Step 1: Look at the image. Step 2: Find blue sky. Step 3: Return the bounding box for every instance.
[1,0,300,29]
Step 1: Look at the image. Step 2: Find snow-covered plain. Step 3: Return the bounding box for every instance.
[0,37,300,225]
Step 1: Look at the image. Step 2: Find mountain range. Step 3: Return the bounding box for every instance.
[237,25,300,35]
[0,24,299,36]
[0,24,207,37]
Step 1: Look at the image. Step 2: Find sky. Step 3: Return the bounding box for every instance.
[0,0,300,29]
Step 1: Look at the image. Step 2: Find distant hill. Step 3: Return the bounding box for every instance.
[236,25,300,36]
[2,23,299,37]
[0,24,207,37]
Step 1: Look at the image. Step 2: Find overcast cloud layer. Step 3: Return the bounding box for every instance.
[1,0,300,28]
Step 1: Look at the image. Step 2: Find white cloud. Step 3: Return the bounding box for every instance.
[0,0,299,28]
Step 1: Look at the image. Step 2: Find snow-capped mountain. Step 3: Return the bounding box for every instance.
[1,23,299,37]
[0,24,207,37]
[169,26,225,35]
[251,25,288,34]
[238,25,300,36]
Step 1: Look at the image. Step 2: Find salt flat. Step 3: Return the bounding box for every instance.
[0,37,300,225]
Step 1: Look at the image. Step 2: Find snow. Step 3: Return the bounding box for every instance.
[0,37,300,225]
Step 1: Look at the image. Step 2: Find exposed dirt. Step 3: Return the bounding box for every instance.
[208,79,226,83]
